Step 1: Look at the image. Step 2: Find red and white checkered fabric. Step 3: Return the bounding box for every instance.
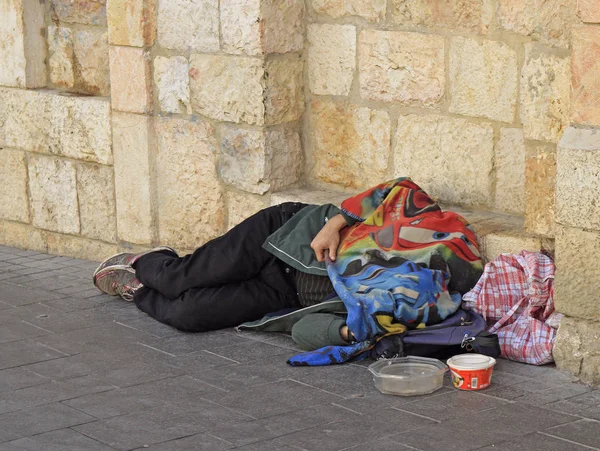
[462,251,556,365]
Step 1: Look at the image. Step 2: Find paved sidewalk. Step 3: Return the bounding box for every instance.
[0,245,599,451]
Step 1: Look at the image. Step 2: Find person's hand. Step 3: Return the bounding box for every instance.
[310,214,347,262]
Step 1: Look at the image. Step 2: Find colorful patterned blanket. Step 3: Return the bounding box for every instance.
[288,178,484,366]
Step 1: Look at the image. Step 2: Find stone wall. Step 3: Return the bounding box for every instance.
[0,0,599,383]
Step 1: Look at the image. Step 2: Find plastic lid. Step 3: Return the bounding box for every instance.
[447,354,496,370]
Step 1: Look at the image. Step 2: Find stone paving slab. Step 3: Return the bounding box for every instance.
[0,245,599,450]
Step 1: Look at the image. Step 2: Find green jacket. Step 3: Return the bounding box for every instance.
[262,203,357,276]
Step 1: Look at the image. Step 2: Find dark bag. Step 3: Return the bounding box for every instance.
[371,309,501,360]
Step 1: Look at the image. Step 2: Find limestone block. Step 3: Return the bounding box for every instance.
[226,191,269,230]
[48,26,75,90]
[556,127,600,230]
[359,30,444,107]
[28,155,80,235]
[270,188,351,207]
[264,56,304,125]
[157,0,219,52]
[525,144,556,237]
[52,94,113,165]
[153,56,190,114]
[221,0,262,55]
[555,226,600,319]
[0,88,54,153]
[578,0,600,22]
[481,232,542,263]
[107,0,156,46]
[111,112,153,244]
[190,54,264,125]
[494,128,525,215]
[308,24,356,96]
[155,116,224,249]
[261,0,304,54]
[76,163,117,243]
[449,37,517,123]
[221,0,304,55]
[48,26,110,96]
[391,0,493,33]
[267,127,303,191]
[554,318,600,385]
[219,126,302,194]
[521,44,570,143]
[394,114,494,207]
[0,220,46,253]
[0,148,29,223]
[0,0,46,88]
[311,0,386,22]
[109,46,152,114]
[572,26,600,126]
[46,233,119,262]
[310,100,390,190]
[51,0,107,25]
[497,0,577,49]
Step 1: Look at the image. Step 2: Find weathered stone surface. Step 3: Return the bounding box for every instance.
[481,232,542,263]
[109,46,152,113]
[51,0,107,25]
[494,128,525,215]
[0,148,29,223]
[392,0,493,33]
[521,44,570,143]
[155,117,224,249]
[221,0,262,55]
[308,24,355,96]
[111,112,153,244]
[525,144,556,237]
[578,0,600,22]
[0,89,111,164]
[0,88,54,153]
[0,220,46,253]
[48,26,110,96]
[359,30,444,106]
[311,0,386,22]
[262,0,304,54]
[267,127,303,191]
[219,126,302,194]
[107,0,156,46]
[220,0,304,55]
[497,0,576,48]
[28,155,80,235]
[53,94,112,164]
[556,127,600,230]
[555,226,600,319]
[76,163,117,243]
[270,188,350,207]
[0,0,46,88]
[157,0,219,52]
[449,37,517,122]
[190,55,264,125]
[572,26,600,126]
[554,317,600,385]
[153,56,190,114]
[264,56,304,125]
[226,191,269,230]
[48,26,75,90]
[46,233,119,262]
[394,114,494,207]
[220,127,270,194]
[310,100,390,189]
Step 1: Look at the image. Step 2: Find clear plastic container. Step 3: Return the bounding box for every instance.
[368,356,448,396]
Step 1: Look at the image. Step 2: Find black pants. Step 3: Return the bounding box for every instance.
[132,203,307,332]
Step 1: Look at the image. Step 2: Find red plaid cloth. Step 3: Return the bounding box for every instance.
[463,251,556,365]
